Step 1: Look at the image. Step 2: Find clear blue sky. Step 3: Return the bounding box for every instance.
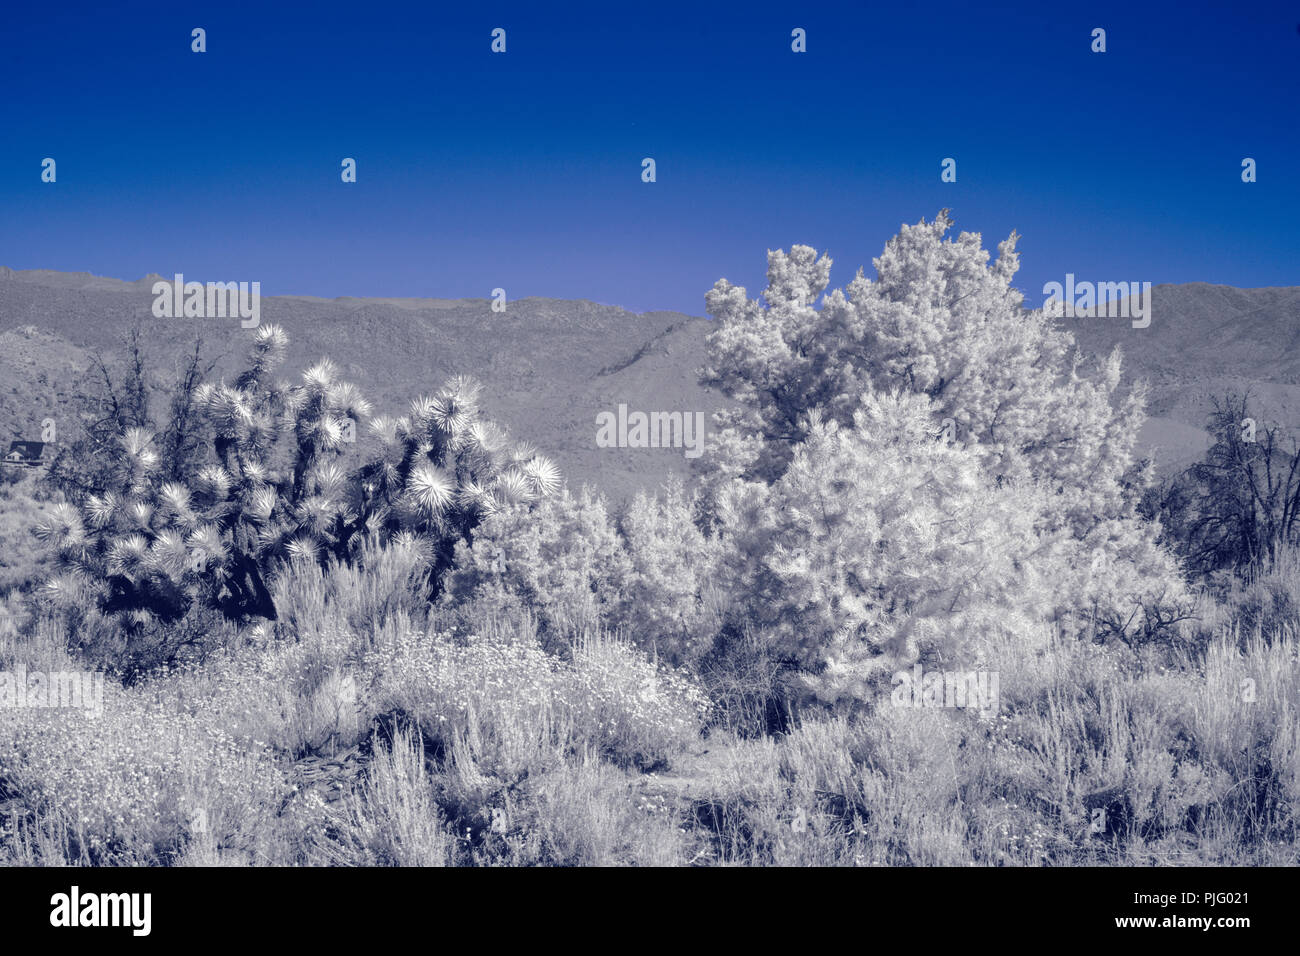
[2,0,1296,315]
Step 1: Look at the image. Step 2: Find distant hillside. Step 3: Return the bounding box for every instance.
[0,267,724,502]
[0,324,93,451]
[2,268,1297,497]
[1062,283,1300,473]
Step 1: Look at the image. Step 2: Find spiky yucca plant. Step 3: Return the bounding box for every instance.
[36,326,561,633]
[37,325,373,625]
[357,374,562,585]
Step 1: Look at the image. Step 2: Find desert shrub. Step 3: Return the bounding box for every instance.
[272,534,432,644]
[0,596,24,647]
[0,474,57,596]
[1164,546,1300,652]
[980,623,1299,857]
[617,477,725,665]
[303,725,455,866]
[691,711,973,865]
[366,628,562,776]
[364,624,706,773]
[447,479,724,662]
[441,486,630,640]
[1074,518,1197,650]
[1224,558,1300,641]
[0,677,285,864]
[475,754,690,866]
[564,633,711,769]
[168,637,363,759]
[30,327,561,673]
[689,625,1293,867]
[25,575,239,678]
[1195,633,1300,841]
[697,625,788,737]
[688,725,871,866]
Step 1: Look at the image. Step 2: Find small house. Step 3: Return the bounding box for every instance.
[4,440,46,468]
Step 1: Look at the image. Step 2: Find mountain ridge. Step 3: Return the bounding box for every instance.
[3,268,1298,496]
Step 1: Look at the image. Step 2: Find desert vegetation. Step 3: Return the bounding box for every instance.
[0,212,1295,866]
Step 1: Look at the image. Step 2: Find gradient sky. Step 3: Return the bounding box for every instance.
[2,0,1297,315]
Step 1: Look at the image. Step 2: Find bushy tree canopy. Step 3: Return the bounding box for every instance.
[701,210,1149,539]
[702,212,1189,704]
[1148,393,1300,573]
[716,390,1049,703]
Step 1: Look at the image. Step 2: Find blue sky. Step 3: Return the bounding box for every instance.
[2,0,1296,315]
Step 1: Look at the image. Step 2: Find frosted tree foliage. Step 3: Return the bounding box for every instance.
[702,212,1188,702]
[717,391,1052,703]
[443,486,631,636]
[703,211,1143,530]
[447,478,722,665]
[619,477,722,664]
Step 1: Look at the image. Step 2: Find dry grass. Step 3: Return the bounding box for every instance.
[2,541,1298,866]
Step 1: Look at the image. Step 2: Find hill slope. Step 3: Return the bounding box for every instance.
[1063,282,1300,472]
[0,267,724,501]
[2,269,1298,496]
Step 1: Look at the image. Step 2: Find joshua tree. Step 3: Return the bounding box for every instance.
[357,374,563,589]
[36,326,368,623]
[35,325,562,632]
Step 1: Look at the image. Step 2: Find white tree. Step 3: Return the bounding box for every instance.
[703,212,1189,690]
[717,390,1054,705]
[619,477,723,664]
[702,210,1147,536]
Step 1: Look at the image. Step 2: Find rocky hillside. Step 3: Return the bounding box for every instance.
[3,268,1298,496]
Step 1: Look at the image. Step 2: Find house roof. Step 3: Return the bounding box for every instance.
[4,440,46,464]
